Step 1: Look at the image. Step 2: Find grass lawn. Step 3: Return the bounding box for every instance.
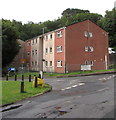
[1,81,52,105]
[45,69,116,77]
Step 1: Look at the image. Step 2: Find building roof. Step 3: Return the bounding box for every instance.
[25,20,108,41]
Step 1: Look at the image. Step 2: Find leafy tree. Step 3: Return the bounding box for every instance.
[98,8,116,49]
[62,8,90,18]
[2,19,20,68]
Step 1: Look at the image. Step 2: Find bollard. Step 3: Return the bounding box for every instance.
[15,75,17,81]
[34,77,38,88]
[38,74,41,79]
[20,81,24,93]
[22,74,24,81]
[29,75,31,82]
[6,75,8,81]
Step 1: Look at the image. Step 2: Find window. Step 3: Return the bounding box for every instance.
[50,34,52,39]
[85,61,89,65]
[90,61,93,66]
[32,39,34,44]
[85,46,89,52]
[46,48,48,54]
[89,32,93,38]
[45,61,48,67]
[32,61,34,66]
[84,31,88,37]
[36,38,37,43]
[50,47,52,53]
[28,42,30,46]
[35,50,37,54]
[27,52,30,56]
[50,61,52,67]
[46,35,48,40]
[57,31,62,38]
[89,46,94,52]
[35,61,37,65]
[57,46,62,52]
[57,60,62,67]
[32,50,34,55]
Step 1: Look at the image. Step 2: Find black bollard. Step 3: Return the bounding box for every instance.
[6,75,8,81]
[34,77,38,88]
[20,81,24,93]
[22,74,24,81]
[15,75,17,81]
[29,75,31,82]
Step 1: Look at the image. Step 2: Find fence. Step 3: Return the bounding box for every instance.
[65,62,107,73]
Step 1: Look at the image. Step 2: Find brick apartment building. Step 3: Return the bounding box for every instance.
[25,20,109,73]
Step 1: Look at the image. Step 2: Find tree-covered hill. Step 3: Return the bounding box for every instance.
[2,8,116,69]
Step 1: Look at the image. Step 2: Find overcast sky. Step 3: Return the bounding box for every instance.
[1,0,115,24]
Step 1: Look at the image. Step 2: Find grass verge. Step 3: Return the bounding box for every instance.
[1,81,52,105]
[44,69,116,77]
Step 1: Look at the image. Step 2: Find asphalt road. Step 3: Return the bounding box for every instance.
[2,74,116,119]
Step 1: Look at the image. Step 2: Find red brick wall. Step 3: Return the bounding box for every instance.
[54,28,65,73]
[65,20,109,71]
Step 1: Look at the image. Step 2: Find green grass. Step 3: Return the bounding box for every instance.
[45,69,116,77]
[1,81,52,105]
[7,68,116,78]
[9,72,39,78]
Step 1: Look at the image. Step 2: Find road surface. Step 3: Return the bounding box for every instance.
[2,74,115,119]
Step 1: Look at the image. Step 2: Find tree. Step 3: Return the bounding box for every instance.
[62,8,90,18]
[98,8,116,49]
[2,19,20,68]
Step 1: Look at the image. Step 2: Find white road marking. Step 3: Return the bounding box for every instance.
[79,83,85,86]
[65,87,72,90]
[98,87,109,92]
[72,85,78,88]
[99,75,115,81]
[98,78,103,81]
[56,80,64,82]
[61,83,85,91]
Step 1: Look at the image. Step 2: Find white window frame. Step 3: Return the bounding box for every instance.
[90,61,94,66]
[57,60,62,67]
[85,61,89,65]
[45,61,48,67]
[35,61,37,66]
[89,46,94,52]
[32,50,34,55]
[32,39,34,45]
[46,35,48,40]
[50,61,52,67]
[27,52,30,56]
[57,31,62,38]
[32,61,34,66]
[50,34,52,39]
[57,46,62,52]
[27,42,30,46]
[85,46,89,52]
[50,47,52,53]
[89,32,93,38]
[84,31,88,37]
[35,50,37,54]
[46,48,48,54]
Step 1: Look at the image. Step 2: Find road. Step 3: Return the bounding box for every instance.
[2,74,115,119]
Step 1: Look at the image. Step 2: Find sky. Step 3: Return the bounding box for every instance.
[1,0,115,24]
